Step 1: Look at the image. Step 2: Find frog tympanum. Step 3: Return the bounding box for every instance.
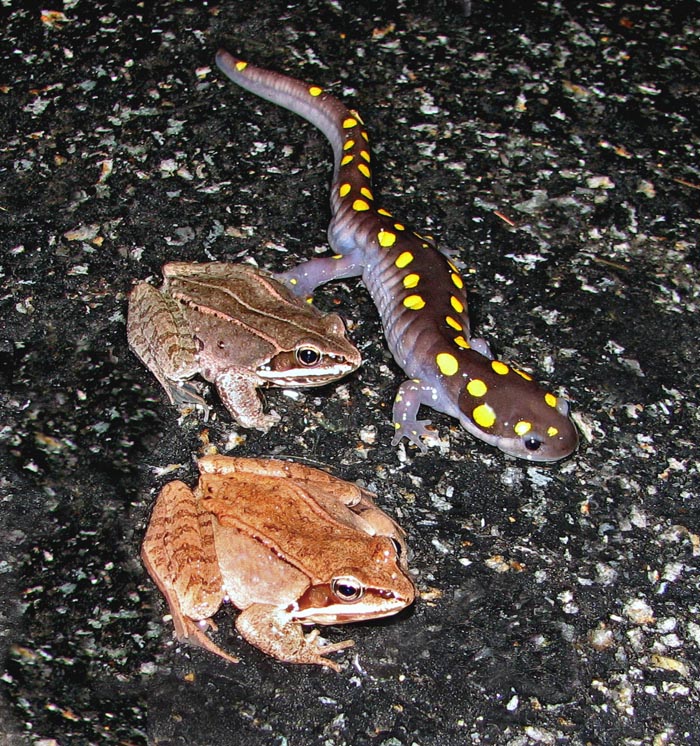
[127,262,361,430]
[141,456,415,670]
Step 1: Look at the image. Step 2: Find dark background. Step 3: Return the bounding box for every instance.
[1,1,699,744]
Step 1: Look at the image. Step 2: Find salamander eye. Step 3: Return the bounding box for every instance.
[390,538,403,559]
[331,576,364,603]
[296,346,321,366]
[524,436,543,452]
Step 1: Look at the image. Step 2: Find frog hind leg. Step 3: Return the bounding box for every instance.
[235,604,354,671]
[142,480,238,664]
[127,282,209,415]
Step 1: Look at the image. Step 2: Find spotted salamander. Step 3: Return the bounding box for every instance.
[216,50,578,462]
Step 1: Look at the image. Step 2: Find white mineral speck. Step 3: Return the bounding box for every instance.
[623,598,655,625]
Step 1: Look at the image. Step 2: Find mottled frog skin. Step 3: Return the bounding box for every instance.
[216,51,578,461]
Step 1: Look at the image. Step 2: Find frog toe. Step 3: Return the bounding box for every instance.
[176,616,240,665]
[304,631,355,671]
[169,381,211,419]
[236,408,281,432]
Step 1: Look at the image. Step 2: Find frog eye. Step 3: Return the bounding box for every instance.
[296,346,321,367]
[524,435,543,452]
[331,576,364,603]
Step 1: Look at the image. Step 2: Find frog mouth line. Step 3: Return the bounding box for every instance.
[293,598,410,625]
[257,362,357,383]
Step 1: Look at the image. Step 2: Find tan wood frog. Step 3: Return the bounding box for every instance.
[141,455,415,670]
[127,262,361,430]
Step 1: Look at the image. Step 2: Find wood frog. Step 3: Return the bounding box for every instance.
[141,456,415,670]
[127,262,361,430]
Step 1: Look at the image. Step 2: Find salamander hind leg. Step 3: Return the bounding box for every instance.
[275,252,365,300]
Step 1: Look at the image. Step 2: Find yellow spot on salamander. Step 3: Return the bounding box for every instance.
[343,139,355,151]
[403,273,420,288]
[395,251,414,268]
[351,110,365,125]
[450,296,464,314]
[491,360,510,376]
[332,254,343,259]
[235,61,248,71]
[361,131,369,141]
[353,199,370,212]
[394,223,405,231]
[473,403,496,429]
[341,154,354,166]
[436,352,459,376]
[339,183,351,197]
[450,273,464,289]
[547,426,559,437]
[446,316,462,331]
[378,208,392,217]
[545,392,558,408]
[361,186,373,200]
[403,294,426,310]
[514,421,532,436]
[358,163,371,178]
[360,150,370,162]
[378,229,396,247]
[454,335,470,349]
[343,117,358,129]
[309,85,323,97]
[515,368,533,381]
[467,379,487,397]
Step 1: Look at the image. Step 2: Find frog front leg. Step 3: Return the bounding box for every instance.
[275,250,364,299]
[235,604,354,671]
[211,368,281,431]
[141,479,239,664]
[127,283,209,415]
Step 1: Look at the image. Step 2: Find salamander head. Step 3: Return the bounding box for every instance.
[490,398,579,462]
[456,360,579,462]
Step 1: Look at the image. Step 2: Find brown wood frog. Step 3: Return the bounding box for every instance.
[141,455,415,670]
[127,262,361,430]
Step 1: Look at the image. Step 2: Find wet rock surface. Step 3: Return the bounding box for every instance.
[1,2,699,744]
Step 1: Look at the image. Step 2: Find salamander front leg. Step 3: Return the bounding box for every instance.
[390,378,435,452]
[275,252,365,299]
[469,337,494,360]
